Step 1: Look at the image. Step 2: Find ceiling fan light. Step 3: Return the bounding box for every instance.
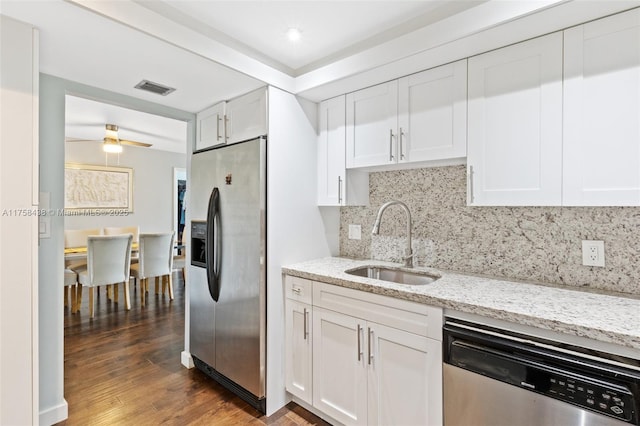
[105,127,119,140]
[103,137,123,153]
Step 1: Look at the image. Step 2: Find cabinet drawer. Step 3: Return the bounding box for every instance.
[313,282,442,340]
[285,276,313,304]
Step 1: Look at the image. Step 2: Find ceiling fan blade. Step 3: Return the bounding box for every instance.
[65,137,101,143]
[120,139,153,148]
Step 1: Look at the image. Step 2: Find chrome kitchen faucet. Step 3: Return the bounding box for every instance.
[372,200,414,268]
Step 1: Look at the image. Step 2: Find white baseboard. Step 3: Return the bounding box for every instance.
[181,350,194,368]
[39,399,68,426]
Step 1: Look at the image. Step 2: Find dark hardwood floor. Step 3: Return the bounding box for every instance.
[58,272,330,425]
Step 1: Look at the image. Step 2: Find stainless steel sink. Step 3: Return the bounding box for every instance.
[345,266,439,286]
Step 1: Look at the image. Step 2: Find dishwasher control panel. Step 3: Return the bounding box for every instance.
[543,370,634,422]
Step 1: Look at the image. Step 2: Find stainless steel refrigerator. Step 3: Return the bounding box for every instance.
[189,137,266,413]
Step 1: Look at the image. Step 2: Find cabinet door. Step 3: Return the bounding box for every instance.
[312,307,367,425]
[226,87,267,144]
[318,96,369,206]
[346,81,398,168]
[318,96,347,205]
[467,32,563,206]
[563,9,640,206]
[366,323,442,426]
[398,60,467,163]
[195,102,225,151]
[285,299,313,404]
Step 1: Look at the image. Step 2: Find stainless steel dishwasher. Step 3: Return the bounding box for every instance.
[443,319,640,426]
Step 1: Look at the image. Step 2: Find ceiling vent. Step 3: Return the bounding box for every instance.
[134,80,176,96]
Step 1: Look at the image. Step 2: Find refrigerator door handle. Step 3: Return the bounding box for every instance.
[206,187,221,301]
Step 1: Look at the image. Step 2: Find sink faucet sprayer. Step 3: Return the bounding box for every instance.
[371,200,414,268]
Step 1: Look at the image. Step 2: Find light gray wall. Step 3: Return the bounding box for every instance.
[38,73,194,423]
[340,165,640,296]
[65,143,185,233]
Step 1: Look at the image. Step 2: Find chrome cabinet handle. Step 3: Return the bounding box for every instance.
[216,114,221,141]
[399,127,405,160]
[389,130,395,161]
[291,287,301,295]
[357,324,363,361]
[338,176,343,204]
[303,308,309,340]
[224,115,229,141]
[468,165,475,204]
[368,327,373,365]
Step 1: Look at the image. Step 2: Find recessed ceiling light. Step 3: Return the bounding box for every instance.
[286,27,302,42]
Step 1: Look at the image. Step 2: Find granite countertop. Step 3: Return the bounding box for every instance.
[282,257,640,353]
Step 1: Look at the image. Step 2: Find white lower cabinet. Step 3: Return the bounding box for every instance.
[285,299,313,404]
[284,276,443,426]
[312,307,368,425]
[285,277,314,405]
[367,322,442,426]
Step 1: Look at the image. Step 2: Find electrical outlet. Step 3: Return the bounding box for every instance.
[582,240,605,267]
[348,224,362,240]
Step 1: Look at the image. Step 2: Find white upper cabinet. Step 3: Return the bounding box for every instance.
[226,87,268,145]
[398,59,467,163]
[346,60,467,170]
[318,96,347,205]
[346,81,399,168]
[196,87,267,152]
[467,32,563,206]
[318,96,368,206]
[563,8,640,206]
[195,101,225,151]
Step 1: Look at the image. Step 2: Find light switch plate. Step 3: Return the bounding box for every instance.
[39,192,51,239]
[348,224,361,240]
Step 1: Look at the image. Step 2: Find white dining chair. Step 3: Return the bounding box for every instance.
[130,232,175,304]
[104,226,140,267]
[76,234,133,318]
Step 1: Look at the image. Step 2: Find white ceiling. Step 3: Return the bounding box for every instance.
[138,0,480,75]
[2,0,639,154]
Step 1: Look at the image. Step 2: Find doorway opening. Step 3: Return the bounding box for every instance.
[174,167,187,251]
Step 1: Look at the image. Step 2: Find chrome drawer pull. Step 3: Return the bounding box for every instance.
[303,308,309,340]
[368,327,373,365]
[389,130,395,161]
[216,114,221,141]
[357,324,363,361]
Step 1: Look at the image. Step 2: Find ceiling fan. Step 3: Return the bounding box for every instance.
[66,123,153,153]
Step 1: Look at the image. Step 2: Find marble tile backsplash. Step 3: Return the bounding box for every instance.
[340,165,640,295]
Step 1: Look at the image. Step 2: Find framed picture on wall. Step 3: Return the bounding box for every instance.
[64,163,133,212]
